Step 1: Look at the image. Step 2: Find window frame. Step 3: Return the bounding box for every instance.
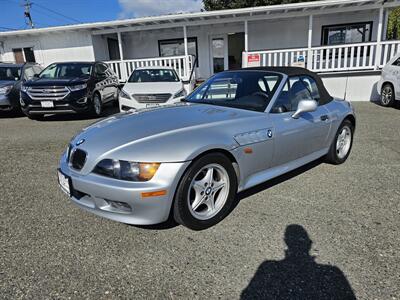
[321,21,373,46]
[271,76,320,114]
[158,37,199,66]
[12,47,36,63]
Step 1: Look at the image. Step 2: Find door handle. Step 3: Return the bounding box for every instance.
[320,115,329,121]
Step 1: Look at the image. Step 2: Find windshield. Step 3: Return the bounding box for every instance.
[0,67,21,81]
[39,63,92,79]
[128,69,179,83]
[186,71,282,112]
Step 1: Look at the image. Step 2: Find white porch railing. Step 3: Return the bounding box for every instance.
[106,55,195,82]
[243,40,400,72]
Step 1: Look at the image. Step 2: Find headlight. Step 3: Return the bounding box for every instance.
[69,83,87,91]
[173,88,187,99]
[93,159,160,181]
[119,89,131,99]
[21,85,29,93]
[0,85,13,95]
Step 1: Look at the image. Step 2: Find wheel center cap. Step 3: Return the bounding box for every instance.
[205,187,212,195]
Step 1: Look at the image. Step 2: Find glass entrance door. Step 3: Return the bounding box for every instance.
[210,35,228,74]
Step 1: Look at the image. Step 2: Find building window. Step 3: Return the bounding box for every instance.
[321,22,373,45]
[12,47,36,63]
[158,37,198,65]
[107,38,120,60]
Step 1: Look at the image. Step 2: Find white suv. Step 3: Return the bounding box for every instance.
[378,53,400,107]
[119,67,188,111]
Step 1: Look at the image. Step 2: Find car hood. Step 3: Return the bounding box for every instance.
[24,77,89,87]
[71,103,264,166]
[122,81,183,95]
[0,80,17,87]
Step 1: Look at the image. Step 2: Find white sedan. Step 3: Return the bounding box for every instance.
[119,67,188,111]
[377,53,400,107]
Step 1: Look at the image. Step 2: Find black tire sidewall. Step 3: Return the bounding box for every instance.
[173,153,238,230]
[380,84,395,107]
[327,119,354,164]
[92,93,102,116]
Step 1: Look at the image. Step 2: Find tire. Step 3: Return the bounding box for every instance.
[91,93,103,117]
[325,119,354,165]
[380,83,395,107]
[173,153,238,230]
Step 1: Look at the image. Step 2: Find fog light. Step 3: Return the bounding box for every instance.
[77,97,88,104]
[106,200,132,212]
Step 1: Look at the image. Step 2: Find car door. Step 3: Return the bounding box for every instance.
[94,63,112,101]
[268,76,332,167]
[391,57,400,99]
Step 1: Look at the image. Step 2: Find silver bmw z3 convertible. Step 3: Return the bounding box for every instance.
[58,67,355,230]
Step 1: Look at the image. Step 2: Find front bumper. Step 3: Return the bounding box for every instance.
[119,96,182,112]
[58,152,190,225]
[0,94,12,110]
[20,90,91,115]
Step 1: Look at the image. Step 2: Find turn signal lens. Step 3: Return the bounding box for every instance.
[138,163,160,181]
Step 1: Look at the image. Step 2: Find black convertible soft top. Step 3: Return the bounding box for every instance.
[245,66,333,105]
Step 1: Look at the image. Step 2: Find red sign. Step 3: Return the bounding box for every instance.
[248,54,260,63]
[247,54,260,67]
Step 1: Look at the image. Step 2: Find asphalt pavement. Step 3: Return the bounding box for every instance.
[0,103,399,299]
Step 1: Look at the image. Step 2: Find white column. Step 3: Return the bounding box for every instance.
[183,25,190,78]
[183,25,188,56]
[117,31,124,60]
[307,15,313,70]
[244,20,248,52]
[117,31,127,81]
[375,6,384,69]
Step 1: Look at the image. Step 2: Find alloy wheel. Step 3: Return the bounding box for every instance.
[93,95,102,115]
[336,125,352,159]
[187,163,230,221]
[381,86,393,105]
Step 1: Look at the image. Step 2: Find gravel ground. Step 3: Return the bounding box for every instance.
[0,103,399,300]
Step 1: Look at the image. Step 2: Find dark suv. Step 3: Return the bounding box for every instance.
[0,62,43,113]
[21,61,119,119]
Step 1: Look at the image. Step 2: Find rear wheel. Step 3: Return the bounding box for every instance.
[173,153,237,230]
[325,119,354,165]
[380,84,395,107]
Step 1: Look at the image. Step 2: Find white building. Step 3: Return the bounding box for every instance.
[0,0,399,101]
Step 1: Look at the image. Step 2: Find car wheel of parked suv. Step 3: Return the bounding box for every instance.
[173,153,238,230]
[380,84,395,107]
[91,93,102,116]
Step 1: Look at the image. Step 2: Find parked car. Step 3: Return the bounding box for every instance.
[58,67,356,230]
[20,61,119,119]
[119,67,188,111]
[0,62,42,113]
[377,53,400,107]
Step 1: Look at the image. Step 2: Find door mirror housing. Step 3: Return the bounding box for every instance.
[292,99,318,119]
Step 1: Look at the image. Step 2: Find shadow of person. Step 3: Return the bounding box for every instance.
[241,225,356,300]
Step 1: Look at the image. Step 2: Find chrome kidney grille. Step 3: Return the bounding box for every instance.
[27,86,70,101]
[132,93,172,103]
[70,148,87,170]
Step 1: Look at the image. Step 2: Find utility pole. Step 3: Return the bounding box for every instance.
[22,0,34,28]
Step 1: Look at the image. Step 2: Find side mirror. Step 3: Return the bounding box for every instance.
[33,74,40,78]
[292,99,317,119]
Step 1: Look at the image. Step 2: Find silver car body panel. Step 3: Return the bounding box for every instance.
[60,71,355,225]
